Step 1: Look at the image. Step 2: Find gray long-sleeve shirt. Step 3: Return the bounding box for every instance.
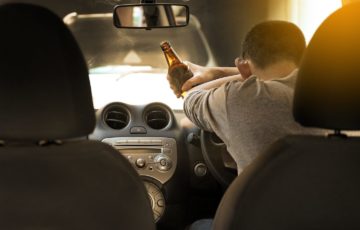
[184,70,322,173]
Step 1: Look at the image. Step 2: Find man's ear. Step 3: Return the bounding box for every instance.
[235,58,252,79]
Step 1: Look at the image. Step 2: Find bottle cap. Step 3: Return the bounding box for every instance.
[160,41,171,50]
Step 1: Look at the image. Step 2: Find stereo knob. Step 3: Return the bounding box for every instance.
[154,154,172,171]
[135,158,146,168]
[194,163,207,177]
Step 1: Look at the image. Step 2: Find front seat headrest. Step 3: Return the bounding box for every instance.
[294,3,360,130]
[0,3,95,141]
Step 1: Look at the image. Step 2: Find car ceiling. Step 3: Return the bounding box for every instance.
[0,0,274,66]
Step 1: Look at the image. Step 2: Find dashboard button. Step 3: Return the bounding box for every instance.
[157,199,165,207]
[194,163,208,177]
[160,159,167,166]
[130,126,147,134]
[154,154,172,171]
[135,158,146,168]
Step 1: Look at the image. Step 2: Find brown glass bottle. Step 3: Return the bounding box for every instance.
[160,41,193,97]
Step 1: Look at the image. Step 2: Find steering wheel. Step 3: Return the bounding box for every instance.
[200,130,237,187]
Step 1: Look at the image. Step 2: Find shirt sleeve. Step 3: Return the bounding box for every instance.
[183,81,234,133]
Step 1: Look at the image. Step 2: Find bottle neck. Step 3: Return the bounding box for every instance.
[163,47,182,67]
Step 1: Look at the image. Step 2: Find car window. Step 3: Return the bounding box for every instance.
[66,13,213,109]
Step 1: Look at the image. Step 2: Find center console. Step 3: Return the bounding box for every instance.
[102,137,177,222]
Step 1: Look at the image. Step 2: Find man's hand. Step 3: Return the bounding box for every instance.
[181,62,220,92]
[166,76,182,98]
[166,63,194,98]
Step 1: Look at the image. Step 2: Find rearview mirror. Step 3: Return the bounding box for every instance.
[113,4,189,29]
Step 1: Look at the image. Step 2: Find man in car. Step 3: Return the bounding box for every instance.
[170,21,322,174]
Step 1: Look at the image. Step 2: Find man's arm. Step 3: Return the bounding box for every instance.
[182,72,243,129]
[183,79,237,132]
[181,62,241,91]
[186,74,243,93]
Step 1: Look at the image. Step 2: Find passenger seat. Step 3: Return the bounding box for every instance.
[0,3,155,230]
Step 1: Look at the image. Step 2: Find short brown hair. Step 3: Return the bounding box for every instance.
[241,21,306,69]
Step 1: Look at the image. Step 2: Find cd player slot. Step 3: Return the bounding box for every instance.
[114,143,162,147]
[115,139,162,146]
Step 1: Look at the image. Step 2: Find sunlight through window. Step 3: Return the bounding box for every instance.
[290,0,342,42]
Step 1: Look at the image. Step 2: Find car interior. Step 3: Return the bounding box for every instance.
[0,0,359,230]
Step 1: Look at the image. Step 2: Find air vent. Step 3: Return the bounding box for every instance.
[103,105,130,130]
[144,105,171,130]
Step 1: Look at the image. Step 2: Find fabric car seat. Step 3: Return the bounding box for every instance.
[212,3,360,230]
[0,3,155,230]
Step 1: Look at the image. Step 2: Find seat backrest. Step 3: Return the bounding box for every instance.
[0,3,155,230]
[213,3,360,230]
[213,136,360,230]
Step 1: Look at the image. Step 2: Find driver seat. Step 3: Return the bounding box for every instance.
[0,3,155,230]
[213,3,360,230]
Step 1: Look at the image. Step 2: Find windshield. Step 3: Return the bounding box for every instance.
[62,1,342,110]
[66,13,212,110]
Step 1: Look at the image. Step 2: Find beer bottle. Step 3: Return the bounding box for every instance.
[160,41,193,97]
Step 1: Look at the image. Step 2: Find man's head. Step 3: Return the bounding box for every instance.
[237,21,306,79]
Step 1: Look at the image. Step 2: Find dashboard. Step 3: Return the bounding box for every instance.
[89,102,220,227]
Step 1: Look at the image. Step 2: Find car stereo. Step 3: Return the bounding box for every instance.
[102,137,177,184]
[102,137,177,222]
